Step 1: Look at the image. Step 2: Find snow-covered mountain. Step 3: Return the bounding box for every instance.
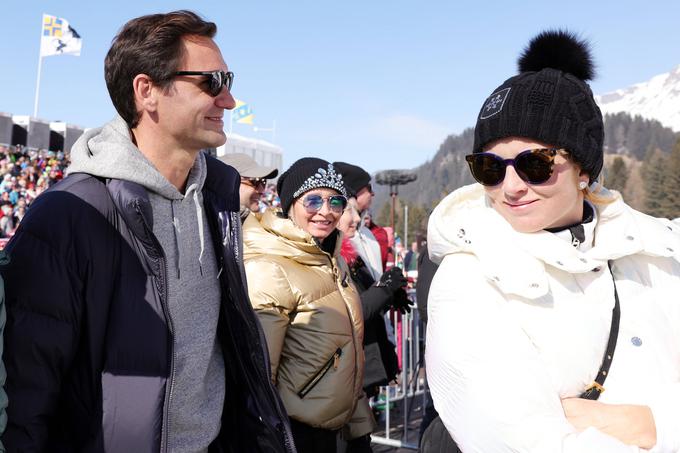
[595,64,680,132]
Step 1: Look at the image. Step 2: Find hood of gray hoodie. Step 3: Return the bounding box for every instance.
[67,115,203,200]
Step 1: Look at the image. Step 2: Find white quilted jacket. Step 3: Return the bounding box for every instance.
[426,184,680,453]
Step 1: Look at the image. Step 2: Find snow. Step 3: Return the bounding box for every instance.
[595,64,680,132]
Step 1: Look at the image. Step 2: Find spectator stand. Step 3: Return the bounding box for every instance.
[0,144,69,246]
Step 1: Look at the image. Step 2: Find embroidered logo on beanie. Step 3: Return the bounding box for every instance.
[480,88,511,119]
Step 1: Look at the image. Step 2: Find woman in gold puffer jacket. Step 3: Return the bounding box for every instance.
[243,158,367,453]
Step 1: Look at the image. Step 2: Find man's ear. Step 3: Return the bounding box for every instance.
[132,74,158,113]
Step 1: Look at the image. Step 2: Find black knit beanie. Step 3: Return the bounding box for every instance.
[473,30,604,182]
[277,157,349,214]
[332,162,371,197]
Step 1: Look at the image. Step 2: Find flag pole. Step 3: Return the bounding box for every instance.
[33,56,43,118]
[253,121,277,143]
[33,15,45,118]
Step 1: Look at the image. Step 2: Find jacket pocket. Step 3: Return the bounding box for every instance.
[297,348,342,399]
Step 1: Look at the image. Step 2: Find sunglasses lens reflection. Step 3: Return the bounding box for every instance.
[208,71,233,96]
[329,196,347,211]
[209,75,221,96]
[515,152,553,184]
[469,154,505,186]
[303,195,347,213]
[303,195,324,212]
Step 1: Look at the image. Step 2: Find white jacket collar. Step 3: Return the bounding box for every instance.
[428,184,680,299]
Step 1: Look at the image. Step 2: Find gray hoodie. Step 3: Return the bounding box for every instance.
[68,116,224,452]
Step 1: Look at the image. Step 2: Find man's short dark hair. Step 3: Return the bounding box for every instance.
[104,10,217,128]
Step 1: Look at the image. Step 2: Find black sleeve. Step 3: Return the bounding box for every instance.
[1,220,81,449]
[416,244,439,325]
[359,285,391,322]
[348,258,391,321]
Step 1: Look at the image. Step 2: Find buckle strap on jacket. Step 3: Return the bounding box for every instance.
[580,260,620,400]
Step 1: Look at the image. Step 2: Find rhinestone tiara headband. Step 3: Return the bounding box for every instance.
[293,163,348,199]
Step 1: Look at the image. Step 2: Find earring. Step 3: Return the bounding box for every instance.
[578,181,588,190]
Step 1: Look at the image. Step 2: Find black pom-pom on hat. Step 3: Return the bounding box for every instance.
[518,29,595,81]
[473,29,604,182]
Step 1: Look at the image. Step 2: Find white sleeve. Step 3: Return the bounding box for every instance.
[646,383,680,453]
[646,255,680,453]
[425,254,641,453]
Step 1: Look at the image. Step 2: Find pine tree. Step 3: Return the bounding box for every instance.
[659,138,680,219]
[606,157,628,194]
[406,203,428,243]
[641,148,668,217]
[376,199,393,230]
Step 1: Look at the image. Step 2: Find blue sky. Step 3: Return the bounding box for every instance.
[2,0,680,172]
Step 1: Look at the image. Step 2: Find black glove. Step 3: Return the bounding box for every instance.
[390,288,414,314]
[378,267,407,294]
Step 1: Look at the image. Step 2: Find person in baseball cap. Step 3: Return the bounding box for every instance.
[221,153,278,220]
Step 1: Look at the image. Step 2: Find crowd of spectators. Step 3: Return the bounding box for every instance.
[0,149,285,241]
[0,149,287,241]
[258,183,280,212]
[0,144,68,238]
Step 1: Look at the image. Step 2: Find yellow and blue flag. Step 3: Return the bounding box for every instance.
[233,100,255,125]
[41,14,82,57]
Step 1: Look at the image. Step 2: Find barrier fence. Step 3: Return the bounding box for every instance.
[370,289,427,450]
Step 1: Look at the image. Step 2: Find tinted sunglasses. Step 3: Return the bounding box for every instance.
[241,177,266,190]
[465,148,565,186]
[301,194,348,214]
[174,70,234,96]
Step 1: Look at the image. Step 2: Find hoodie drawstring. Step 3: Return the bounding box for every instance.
[171,200,181,279]
[193,190,205,276]
[170,188,206,279]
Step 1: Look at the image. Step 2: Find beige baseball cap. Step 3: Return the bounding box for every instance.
[220,153,278,179]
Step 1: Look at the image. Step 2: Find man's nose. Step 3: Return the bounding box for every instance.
[216,88,236,110]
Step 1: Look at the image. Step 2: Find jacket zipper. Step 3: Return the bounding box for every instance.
[328,254,361,417]
[135,203,175,453]
[159,257,175,453]
[297,348,342,399]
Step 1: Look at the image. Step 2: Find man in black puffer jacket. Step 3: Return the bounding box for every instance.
[0,10,294,453]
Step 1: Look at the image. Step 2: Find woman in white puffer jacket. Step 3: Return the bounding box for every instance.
[426,30,680,453]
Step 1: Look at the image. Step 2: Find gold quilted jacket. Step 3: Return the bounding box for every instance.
[243,209,365,430]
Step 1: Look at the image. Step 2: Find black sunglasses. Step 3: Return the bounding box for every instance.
[465,148,565,186]
[301,194,348,214]
[241,177,266,190]
[174,70,234,96]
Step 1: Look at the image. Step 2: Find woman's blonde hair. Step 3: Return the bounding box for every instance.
[583,173,616,206]
[559,148,615,206]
